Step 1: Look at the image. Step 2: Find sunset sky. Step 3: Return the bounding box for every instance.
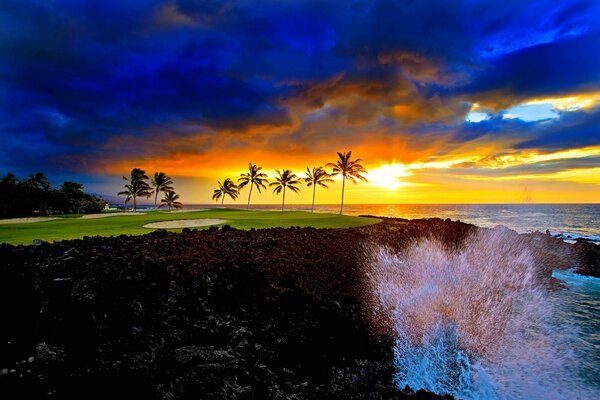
[1,0,599,204]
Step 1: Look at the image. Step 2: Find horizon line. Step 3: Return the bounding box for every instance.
[110,202,600,206]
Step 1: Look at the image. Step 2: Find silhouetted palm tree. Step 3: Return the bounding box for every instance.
[117,168,152,211]
[269,169,301,211]
[305,166,334,212]
[61,181,85,214]
[1,173,19,186]
[25,172,51,191]
[151,172,174,207]
[212,178,239,207]
[326,151,368,214]
[159,191,183,210]
[238,163,268,209]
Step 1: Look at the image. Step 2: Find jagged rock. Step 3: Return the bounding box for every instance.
[35,343,65,363]
[1,218,596,398]
[173,346,234,365]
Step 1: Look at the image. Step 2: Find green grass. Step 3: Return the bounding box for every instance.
[0,209,381,245]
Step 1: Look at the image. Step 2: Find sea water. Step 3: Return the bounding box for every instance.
[551,269,600,391]
[366,229,600,399]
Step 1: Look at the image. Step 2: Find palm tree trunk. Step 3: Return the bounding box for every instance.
[133,195,137,212]
[339,177,345,215]
[282,186,286,211]
[247,184,253,209]
[311,184,316,212]
[154,190,158,208]
[221,196,225,208]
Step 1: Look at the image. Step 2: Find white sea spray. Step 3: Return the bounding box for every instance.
[366,228,598,399]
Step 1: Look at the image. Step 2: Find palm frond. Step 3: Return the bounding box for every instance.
[270,169,302,196]
[238,163,269,194]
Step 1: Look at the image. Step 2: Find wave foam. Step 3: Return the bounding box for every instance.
[366,229,598,399]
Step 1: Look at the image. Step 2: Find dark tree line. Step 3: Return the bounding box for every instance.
[0,172,106,218]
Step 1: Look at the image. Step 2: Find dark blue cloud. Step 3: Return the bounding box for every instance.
[408,106,600,154]
[459,29,600,102]
[0,0,599,176]
[514,108,600,150]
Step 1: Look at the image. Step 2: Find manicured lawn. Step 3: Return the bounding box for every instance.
[0,209,381,245]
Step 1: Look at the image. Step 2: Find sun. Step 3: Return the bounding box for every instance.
[368,163,413,190]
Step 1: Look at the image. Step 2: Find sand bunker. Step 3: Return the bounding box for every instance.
[0,217,61,225]
[80,212,144,219]
[143,219,226,229]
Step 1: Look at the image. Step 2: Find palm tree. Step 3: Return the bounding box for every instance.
[151,172,174,208]
[238,163,268,209]
[117,168,152,211]
[212,178,239,207]
[61,181,85,214]
[305,166,334,212]
[159,191,183,210]
[1,173,19,186]
[25,172,52,191]
[269,169,301,211]
[326,151,368,215]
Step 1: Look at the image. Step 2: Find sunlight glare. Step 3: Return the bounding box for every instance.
[369,163,413,190]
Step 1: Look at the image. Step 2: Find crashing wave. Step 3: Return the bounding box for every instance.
[366,228,597,399]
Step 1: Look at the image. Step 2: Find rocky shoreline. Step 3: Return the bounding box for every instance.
[1,218,598,399]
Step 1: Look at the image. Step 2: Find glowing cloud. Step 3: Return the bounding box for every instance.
[0,0,599,204]
[500,92,600,121]
[525,93,600,111]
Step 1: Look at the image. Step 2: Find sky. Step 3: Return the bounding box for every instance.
[1,0,599,205]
